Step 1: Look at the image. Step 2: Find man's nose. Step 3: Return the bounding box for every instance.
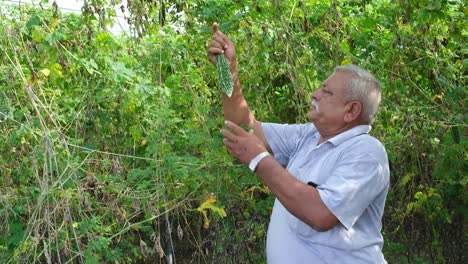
[311,90,319,101]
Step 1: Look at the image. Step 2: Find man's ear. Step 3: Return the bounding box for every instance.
[344,101,362,123]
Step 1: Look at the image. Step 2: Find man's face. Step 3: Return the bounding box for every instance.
[307,71,351,129]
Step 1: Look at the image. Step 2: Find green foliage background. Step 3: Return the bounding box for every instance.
[0,0,466,263]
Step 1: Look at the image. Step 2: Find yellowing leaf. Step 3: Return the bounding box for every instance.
[26,76,37,85]
[50,63,63,78]
[240,20,249,28]
[197,194,227,229]
[200,210,209,229]
[198,194,217,209]
[242,185,270,199]
[432,93,444,101]
[202,204,227,218]
[400,173,414,187]
[128,104,136,113]
[340,57,352,65]
[38,68,50,79]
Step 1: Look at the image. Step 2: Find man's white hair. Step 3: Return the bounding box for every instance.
[334,65,382,124]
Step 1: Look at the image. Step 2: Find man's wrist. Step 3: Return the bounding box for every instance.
[248,151,271,172]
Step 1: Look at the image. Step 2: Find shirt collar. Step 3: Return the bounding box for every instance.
[326,125,371,146]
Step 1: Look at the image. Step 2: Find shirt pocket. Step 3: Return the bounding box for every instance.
[287,213,318,238]
[285,167,323,238]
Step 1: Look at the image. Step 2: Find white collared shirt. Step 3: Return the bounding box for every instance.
[262,123,390,264]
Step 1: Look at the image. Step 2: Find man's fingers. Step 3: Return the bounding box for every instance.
[219,32,234,47]
[211,23,228,49]
[223,138,235,149]
[212,22,218,34]
[210,38,223,49]
[213,30,233,49]
[208,47,224,56]
[220,128,237,142]
[208,42,224,64]
[212,34,228,50]
[224,121,248,136]
[212,28,233,48]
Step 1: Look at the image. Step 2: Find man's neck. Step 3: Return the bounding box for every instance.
[316,121,364,144]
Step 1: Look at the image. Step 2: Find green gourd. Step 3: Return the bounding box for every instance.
[216,54,233,97]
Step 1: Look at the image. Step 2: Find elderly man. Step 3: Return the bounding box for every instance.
[208,23,390,263]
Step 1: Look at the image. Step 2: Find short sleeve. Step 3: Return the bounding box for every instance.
[318,140,390,229]
[261,123,315,166]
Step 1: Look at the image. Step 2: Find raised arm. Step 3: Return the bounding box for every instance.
[211,23,338,232]
[207,23,268,149]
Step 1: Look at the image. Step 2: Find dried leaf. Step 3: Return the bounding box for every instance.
[151,233,164,258]
[177,224,183,240]
[140,239,148,256]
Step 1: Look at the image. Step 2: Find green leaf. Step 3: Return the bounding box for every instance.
[26,15,41,30]
[426,0,442,10]
[8,222,25,245]
[85,254,99,264]
[451,126,460,144]
[136,77,156,95]
[400,173,414,187]
[45,28,67,43]
[111,61,136,81]
[83,59,99,75]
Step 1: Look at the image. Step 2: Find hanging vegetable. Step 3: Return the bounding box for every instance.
[216,54,233,97]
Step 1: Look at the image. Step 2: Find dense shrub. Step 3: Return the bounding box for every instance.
[0,1,465,263]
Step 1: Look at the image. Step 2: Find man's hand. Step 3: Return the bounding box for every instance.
[221,121,268,165]
[207,23,237,73]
